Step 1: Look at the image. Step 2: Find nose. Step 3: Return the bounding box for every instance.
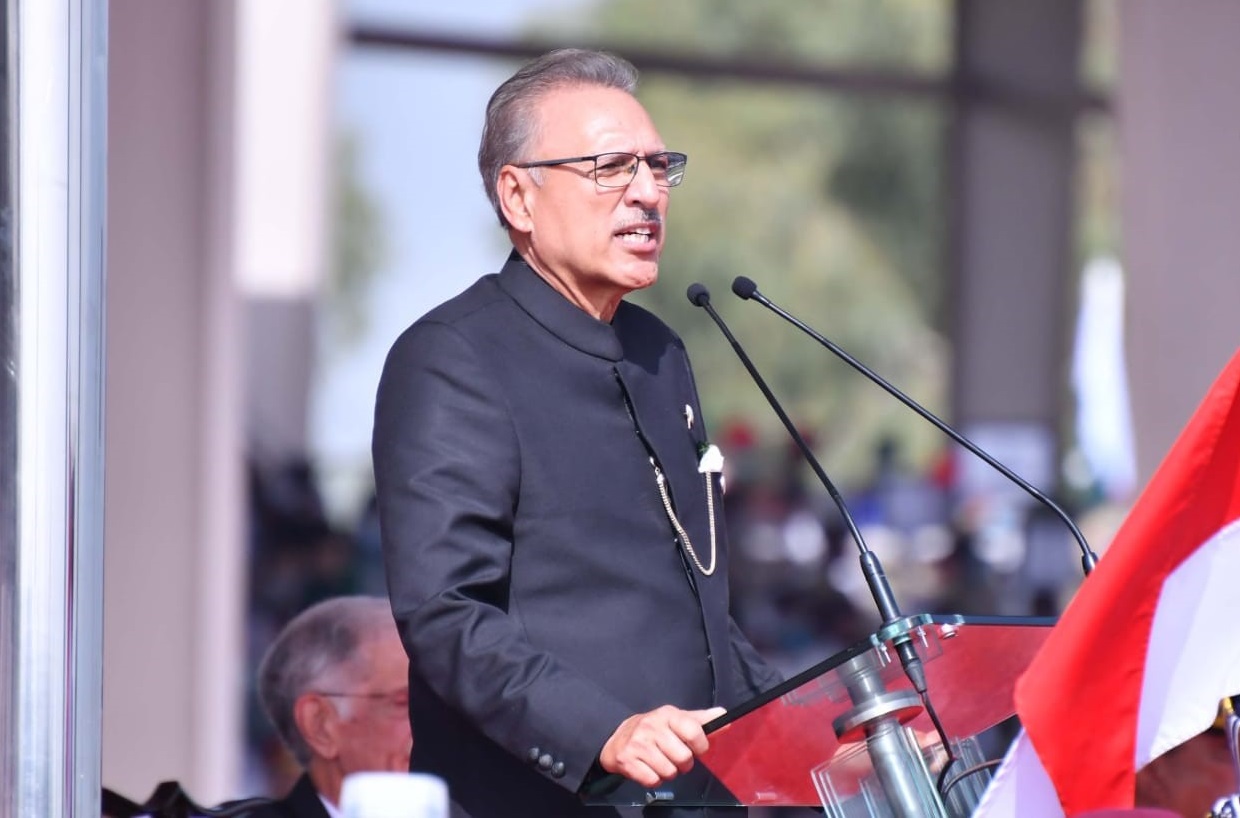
[624,158,662,207]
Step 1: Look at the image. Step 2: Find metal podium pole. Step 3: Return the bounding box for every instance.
[833,652,948,818]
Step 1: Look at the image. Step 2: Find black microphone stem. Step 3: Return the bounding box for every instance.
[688,288,905,628]
[733,277,1099,577]
[688,282,958,789]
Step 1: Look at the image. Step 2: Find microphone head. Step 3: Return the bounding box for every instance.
[731,276,758,300]
[686,283,711,307]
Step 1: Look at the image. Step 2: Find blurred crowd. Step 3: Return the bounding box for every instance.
[241,422,1124,796]
[717,420,1116,681]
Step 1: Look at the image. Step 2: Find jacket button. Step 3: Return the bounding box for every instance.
[551,761,566,778]
[538,753,553,771]
[526,747,541,764]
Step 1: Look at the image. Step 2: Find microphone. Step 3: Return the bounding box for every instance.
[730,275,1099,576]
[689,282,980,802]
[686,283,924,679]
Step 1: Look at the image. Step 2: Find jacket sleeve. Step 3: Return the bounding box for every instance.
[372,320,633,792]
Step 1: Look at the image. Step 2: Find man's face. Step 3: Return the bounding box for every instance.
[508,84,671,313]
[332,630,412,776]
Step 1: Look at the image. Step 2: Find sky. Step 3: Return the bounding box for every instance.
[308,0,591,519]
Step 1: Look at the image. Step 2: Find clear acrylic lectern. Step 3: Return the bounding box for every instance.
[583,614,1053,816]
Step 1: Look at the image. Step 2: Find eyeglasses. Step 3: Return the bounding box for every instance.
[514,151,687,188]
[314,688,408,710]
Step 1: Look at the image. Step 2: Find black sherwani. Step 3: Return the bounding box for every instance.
[239,774,329,818]
[373,253,780,817]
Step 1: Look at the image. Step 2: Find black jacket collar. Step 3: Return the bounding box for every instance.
[281,773,331,818]
[497,250,625,362]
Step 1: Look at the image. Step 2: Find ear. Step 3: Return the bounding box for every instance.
[497,165,536,234]
[293,693,340,760]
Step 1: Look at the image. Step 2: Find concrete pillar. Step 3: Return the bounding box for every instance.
[946,0,1084,501]
[1118,0,1240,482]
[104,0,335,801]
[105,0,245,802]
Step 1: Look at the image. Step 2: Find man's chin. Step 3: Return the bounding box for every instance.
[622,262,659,291]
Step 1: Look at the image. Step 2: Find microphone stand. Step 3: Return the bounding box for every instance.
[688,284,957,817]
[730,275,1100,577]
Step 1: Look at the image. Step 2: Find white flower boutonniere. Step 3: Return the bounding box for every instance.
[697,443,724,474]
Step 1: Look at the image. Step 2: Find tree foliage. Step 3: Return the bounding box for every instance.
[533,1,953,481]
[327,132,387,350]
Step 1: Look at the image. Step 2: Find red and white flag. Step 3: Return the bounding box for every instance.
[976,349,1240,816]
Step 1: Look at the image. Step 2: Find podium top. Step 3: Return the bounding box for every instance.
[698,613,1054,807]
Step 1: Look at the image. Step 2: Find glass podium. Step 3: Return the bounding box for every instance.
[583,614,1054,815]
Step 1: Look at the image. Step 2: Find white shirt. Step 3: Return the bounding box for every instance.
[319,792,343,818]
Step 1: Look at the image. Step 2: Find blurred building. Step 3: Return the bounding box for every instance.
[103,0,336,803]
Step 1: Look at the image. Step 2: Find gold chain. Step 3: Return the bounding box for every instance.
[652,461,716,576]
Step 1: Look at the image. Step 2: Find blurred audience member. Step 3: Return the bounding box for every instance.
[1135,698,1239,818]
[249,596,411,817]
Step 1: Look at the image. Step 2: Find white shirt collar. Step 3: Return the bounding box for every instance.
[319,792,343,818]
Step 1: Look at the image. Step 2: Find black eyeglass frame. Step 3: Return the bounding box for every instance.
[513,151,688,188]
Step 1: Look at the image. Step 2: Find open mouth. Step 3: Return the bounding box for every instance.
[614,222,660,247]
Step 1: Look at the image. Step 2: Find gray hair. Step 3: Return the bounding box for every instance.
[478,48,639,228]
[257,595,396,765]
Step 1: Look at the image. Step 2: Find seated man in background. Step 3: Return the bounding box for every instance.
[1135,697,1239,818]
[249,595,412,818]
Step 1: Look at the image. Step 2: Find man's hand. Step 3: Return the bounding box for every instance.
[599,705,726,788]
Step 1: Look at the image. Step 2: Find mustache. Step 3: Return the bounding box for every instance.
[615,209,663,230]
